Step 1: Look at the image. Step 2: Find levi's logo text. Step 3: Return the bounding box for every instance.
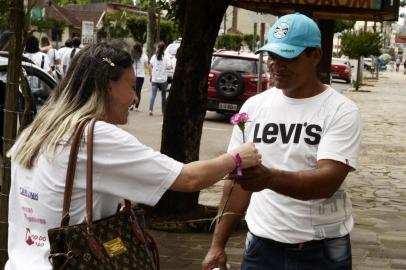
[19,187,38,200]
[253,122,321,145]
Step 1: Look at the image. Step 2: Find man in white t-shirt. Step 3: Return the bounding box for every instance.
[62,37,81,74]
[203,13,362,270]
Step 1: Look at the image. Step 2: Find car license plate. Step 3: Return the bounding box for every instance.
[218,103,238,111]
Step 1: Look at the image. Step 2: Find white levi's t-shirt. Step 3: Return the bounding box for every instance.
[228,87,362,243]
[6,121,183,269]
[150,54,168,83]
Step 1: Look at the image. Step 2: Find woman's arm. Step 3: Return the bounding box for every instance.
[170,142,261,192]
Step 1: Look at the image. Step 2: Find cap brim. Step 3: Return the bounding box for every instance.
[255,43,306,59]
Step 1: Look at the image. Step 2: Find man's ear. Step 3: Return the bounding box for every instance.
[312,48,323,66]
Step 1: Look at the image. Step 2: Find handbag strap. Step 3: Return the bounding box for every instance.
[84,119,137,230]
[85,118,97,226]
[61,119,90,227]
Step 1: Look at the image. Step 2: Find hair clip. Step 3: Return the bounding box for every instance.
[102,57,115,67]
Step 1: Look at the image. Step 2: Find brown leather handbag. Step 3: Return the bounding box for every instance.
[48,118,159,269]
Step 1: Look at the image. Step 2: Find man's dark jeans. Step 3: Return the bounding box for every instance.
[241,232,352,270]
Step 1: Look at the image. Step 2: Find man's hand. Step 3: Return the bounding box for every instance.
[202,246,227,270]
[233,164,271,192]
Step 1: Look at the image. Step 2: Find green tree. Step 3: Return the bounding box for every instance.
[126,15,178,45]
[216,33,258,51]
[217,34,243,50]
[127,16,148,44]
[98,10,130,40]
[159,19,178,45]
[31,18,65,37]
[341,30,382,90]
[334,20,355,33]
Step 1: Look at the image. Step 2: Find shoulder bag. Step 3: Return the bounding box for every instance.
[48,118,159,269]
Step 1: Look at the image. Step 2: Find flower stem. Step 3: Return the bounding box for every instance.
[217,179,235,224]
[218,130,245,224]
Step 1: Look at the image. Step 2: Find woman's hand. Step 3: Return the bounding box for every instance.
[229,142,261,169]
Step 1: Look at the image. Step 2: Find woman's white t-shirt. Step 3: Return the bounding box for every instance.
[6,121,183,269]
[133,53,148,78]
[150,54,168,83]
[23,52,51,73]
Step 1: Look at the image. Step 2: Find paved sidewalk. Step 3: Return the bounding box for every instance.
[149,71,406,270]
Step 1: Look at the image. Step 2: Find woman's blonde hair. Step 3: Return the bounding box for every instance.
[10,42,133,168]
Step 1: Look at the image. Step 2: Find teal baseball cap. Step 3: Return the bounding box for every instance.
[255,13,321,59]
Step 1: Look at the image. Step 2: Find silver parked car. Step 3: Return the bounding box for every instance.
[0,51,57,165]
[164,39,181,83]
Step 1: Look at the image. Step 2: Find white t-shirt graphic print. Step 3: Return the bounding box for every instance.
[150,54,168,83]
[133,53,148,78]
[228,87,362,243]
[6,121,183,269]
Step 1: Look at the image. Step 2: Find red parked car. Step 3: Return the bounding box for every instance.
[331,58,352,83]
[207,51,271,114]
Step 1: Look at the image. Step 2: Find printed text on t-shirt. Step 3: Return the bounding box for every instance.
[253,123,321,145]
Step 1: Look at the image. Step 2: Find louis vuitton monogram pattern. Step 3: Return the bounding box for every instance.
[48,209,156,270]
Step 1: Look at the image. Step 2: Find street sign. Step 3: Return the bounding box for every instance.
[81,21,94,46]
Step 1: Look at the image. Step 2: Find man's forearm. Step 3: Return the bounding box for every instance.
[210,181,251,248]
[238,160,350,200]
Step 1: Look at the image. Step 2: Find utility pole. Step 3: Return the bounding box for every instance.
[232,6,238,30]
[253,22,257,51]
[223,10,227,34]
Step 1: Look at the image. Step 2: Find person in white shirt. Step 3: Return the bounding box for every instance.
[130,41,149,111]
[40,36,61,79]
[23,35,52,103]
[40,36,60,68]
[148,41,169,116]
[62,37,81,75]
[23,35,51,74]
[5,42,261,270]
[203,13,362,270]
[57,39,72,77]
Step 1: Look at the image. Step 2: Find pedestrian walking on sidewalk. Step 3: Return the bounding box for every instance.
[203,13,362,270]
[403,59,406,75]
[130,41,148,111]
[148,41,169,116]
[5,43,262,269]
[396,58,401,72]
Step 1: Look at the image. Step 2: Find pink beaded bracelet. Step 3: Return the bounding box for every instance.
[229,153,242,176]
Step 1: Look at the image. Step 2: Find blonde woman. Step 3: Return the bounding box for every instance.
[6,43,261,269]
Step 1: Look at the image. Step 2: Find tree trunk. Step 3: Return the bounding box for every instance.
[0,0,25,266]
[146,0,157,58]
[317,19,334,85]
[355,56,363,91]
[153,0,230,217]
